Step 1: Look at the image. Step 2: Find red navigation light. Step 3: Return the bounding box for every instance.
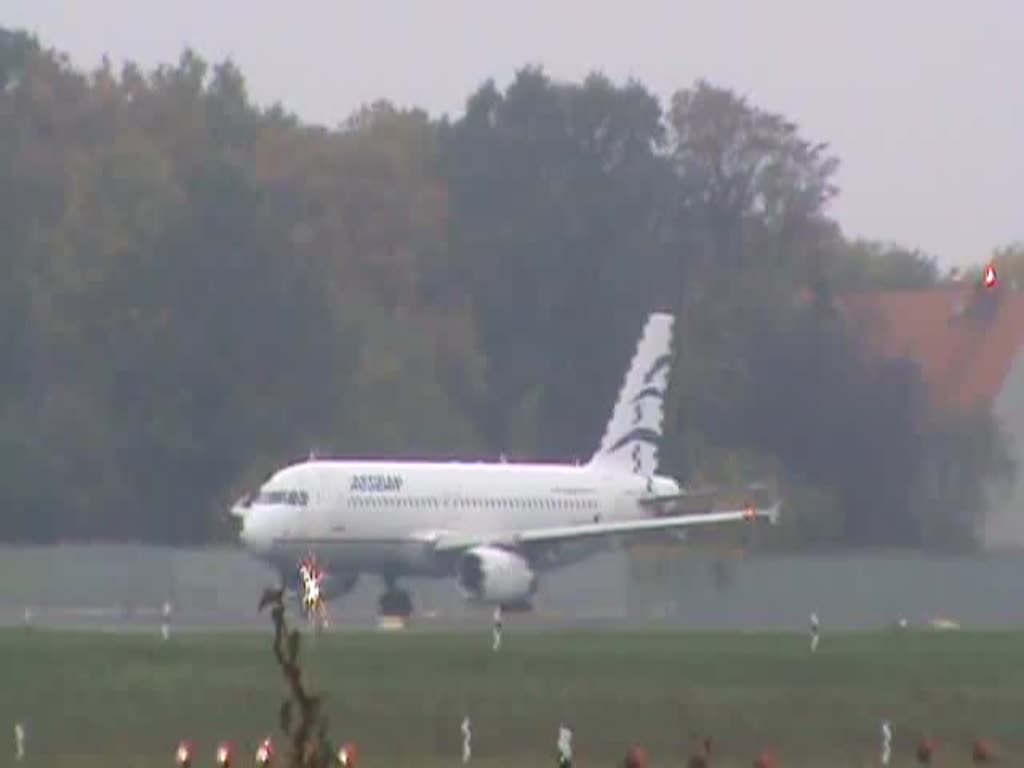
[984,264,998,289]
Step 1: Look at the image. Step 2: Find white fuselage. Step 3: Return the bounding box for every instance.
[232,313,779,611]
[240,458,679,579]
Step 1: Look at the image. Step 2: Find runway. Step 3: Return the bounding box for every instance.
[0,603,643,634]
[7,546,1024,633]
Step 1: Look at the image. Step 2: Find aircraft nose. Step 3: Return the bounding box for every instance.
[240,509,275,554]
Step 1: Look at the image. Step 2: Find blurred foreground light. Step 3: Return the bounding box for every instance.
[916,737,935,764]
[14,721,25,762]
[623,745,647,768]
[216,741,234,766]
[972,738,996,764]
[337,742,357,766]
[255,737,274,765]
[175,740,193,766]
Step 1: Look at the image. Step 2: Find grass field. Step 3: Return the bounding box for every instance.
[3,625,1024,767]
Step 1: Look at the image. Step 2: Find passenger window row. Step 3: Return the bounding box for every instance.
[349,496,598,510]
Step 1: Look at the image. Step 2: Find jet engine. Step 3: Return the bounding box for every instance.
[455,546,537,609]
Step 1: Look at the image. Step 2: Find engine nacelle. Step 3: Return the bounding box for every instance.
[455,546,537,608]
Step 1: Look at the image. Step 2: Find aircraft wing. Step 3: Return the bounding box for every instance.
[429,502,780,553]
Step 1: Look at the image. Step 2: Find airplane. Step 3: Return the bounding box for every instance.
[232,311,780,618]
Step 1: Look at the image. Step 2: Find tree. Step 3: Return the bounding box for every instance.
[0,36,475,542]
[912,406,1016,550]
[989,242,1024,287]
[442,68,671,459]
[667,79,839,284]
[826,238,941,291]
[0,25,1009,551]
[660,81,955,549]
[660,80,841,483]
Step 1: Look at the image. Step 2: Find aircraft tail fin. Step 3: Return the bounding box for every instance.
[587,312,675,476]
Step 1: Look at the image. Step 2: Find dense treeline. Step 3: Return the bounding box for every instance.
[0,28,1013,548]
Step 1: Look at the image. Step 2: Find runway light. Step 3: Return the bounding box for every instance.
[623,745,648,768]
[255,738,274,766]
[337,742,357,766]
[216,741,233,767]
[688,737,712,768]
[174,740,192,766]
[916,737,935,764]
[972,738,996,763]
[302,738,321,764]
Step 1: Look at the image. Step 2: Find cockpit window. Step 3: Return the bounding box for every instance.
[254,489,309,506]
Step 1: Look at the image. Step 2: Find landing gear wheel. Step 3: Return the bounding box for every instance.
[379,589,413,619]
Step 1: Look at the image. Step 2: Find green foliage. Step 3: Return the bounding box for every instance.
[0,27,1012,551]
[826,239,941,291]
[911,407,1017,551]
[440,68,670,458]
[990,241,1024,287]
[341,299,486,457]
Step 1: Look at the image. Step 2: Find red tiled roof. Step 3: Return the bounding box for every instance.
[838,284,1024,411]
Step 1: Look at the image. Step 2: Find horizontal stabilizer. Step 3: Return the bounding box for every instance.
[639,483,775,509]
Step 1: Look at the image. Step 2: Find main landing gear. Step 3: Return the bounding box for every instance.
[378,576,413,618]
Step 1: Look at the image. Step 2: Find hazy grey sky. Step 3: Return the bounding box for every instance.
[6,1,1022,268]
